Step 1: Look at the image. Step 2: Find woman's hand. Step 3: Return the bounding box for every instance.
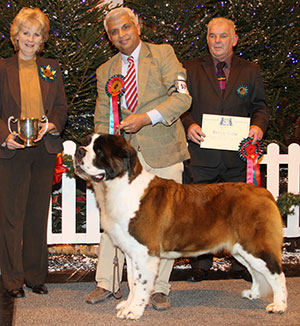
[35,122,56,142]
[6,132,25,150]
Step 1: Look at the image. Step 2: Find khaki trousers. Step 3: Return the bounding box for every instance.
[95,152,183,294]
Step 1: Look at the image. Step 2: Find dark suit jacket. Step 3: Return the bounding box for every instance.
[182,54,269,168]
[0,54,68,159]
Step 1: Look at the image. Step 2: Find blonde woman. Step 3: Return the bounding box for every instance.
[0,7,68,298]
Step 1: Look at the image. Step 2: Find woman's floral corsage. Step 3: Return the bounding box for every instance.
[39,64,57,82]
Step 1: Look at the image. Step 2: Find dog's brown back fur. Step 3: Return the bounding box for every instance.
[128,179,283,274]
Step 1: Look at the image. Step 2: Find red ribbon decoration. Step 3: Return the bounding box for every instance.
[238,137,264,187]
[105,75,125,134]
[245,144,261,186]
[53,152,68,185]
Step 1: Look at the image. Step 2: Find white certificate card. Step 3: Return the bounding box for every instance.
[200,114,250,151]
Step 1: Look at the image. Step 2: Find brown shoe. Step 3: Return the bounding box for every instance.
[150,292,171,311]
[86,287,113,304]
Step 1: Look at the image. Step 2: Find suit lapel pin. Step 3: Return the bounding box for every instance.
[236,84,249,97]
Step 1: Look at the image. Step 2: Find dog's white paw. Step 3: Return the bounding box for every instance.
[117,305,144,320]
[266,302,287,314]
[242,289,260,300]
[116,300,128,311]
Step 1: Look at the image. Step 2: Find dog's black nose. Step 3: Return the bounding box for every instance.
[75,146,86,160]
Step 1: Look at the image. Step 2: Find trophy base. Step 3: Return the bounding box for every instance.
[23,140,37,147]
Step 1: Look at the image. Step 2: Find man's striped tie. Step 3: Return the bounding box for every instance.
[216,61,227,96]
[125,56,138,112]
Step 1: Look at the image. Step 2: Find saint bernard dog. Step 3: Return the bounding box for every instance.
[74,133,287,320]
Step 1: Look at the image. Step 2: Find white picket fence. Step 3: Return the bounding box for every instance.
[47,142,300,245]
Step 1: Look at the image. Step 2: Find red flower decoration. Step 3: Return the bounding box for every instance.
[245,144,256,157]
[53,153,69,185]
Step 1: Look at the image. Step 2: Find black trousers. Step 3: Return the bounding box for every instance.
[187,160,247,184]
[185,160,247,271]
[0,141,56,290]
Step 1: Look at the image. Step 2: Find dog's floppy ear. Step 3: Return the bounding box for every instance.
[111,135,137,177]
[123,142,137,178]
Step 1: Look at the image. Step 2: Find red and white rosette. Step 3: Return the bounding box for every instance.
[238,137,264,186]
[105,75,125,134]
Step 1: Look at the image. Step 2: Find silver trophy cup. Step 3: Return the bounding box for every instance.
[8,116,48,147]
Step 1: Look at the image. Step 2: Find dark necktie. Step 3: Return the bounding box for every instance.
[125,56,138,112]
[216,61,227,96]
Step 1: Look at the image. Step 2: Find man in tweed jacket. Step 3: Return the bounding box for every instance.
[88,7,191,310]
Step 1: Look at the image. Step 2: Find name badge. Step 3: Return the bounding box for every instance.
[175,79,189,94]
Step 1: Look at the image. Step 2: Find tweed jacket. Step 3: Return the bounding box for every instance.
[94,42,192,168]
[182,54,269,168]
[0,53,68,159]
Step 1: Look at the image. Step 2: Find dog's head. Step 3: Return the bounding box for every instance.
[74,133,139,182]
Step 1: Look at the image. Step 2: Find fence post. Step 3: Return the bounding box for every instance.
[261,143,282,198]
[47,141,77,244]
[285,143,300,237]
[86,188,101,243]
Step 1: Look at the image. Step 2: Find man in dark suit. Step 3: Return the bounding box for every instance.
[181,17,269,281]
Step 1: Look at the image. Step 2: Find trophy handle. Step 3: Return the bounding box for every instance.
[40,115,48,137]
[8,116,18,134]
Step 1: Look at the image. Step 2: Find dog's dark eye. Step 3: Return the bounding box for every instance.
[94,146,103,156]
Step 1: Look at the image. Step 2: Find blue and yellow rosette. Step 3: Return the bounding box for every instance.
[105,75,125,135]
[238,137,264,186]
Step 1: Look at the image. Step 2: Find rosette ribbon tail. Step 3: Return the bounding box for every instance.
[106,75,125,135]
[53,152,69,185]
[246,154,261,186]
[118,102,125,137]
[109,94,120,134]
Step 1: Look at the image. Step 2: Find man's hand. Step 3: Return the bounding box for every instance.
[118,113,151,133]
[187,123,206,145]
[248,125,263,144]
